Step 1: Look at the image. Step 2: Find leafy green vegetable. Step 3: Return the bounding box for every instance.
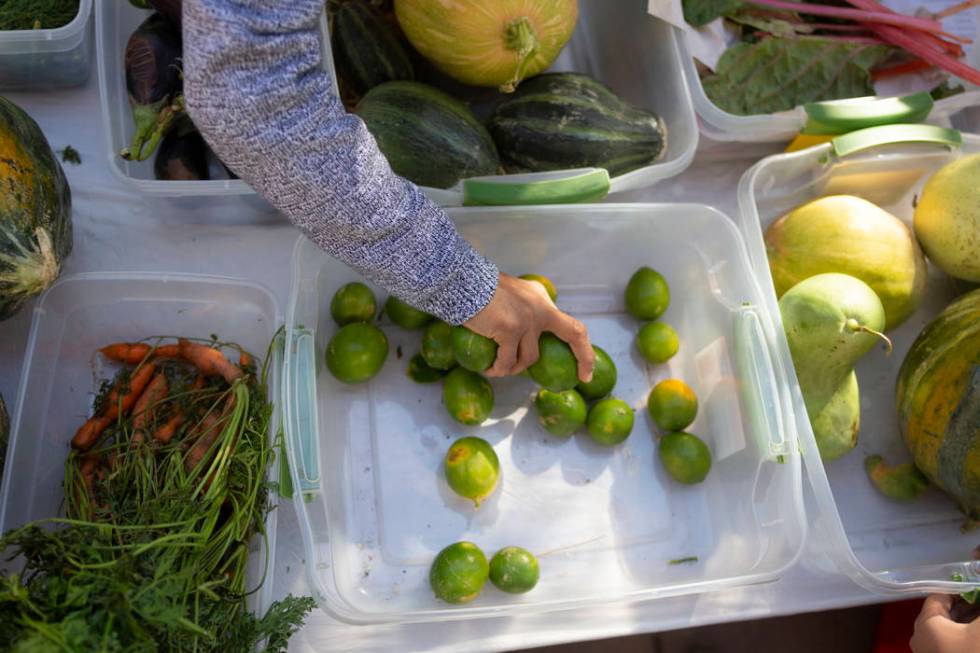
[726,8,807,38]
[0,0,79,30]
[59,145,81,165]
[682,0,743,27]
[702,37,892,115]
[930,81,966,101]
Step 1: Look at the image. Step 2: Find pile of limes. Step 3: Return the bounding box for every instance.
[430,542,540,604]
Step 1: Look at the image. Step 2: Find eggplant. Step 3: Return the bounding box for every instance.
[149,0,182,30]
[122,13,183,161]
[154,116,209,181]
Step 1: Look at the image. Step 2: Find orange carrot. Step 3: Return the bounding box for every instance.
[239,351,252,368]
[153,413,185,444]
[184,394,235,473]
[191,375,206,390]
[103,363,156,420]
[178,339,243,384]
[72,415,112,451]
[100,343,152,365]
[151,344,180,359]
[132,371,168,431]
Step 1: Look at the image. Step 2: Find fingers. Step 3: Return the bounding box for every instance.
[513,329,541,375]
[548,311,595,383]
[486,335,518,378]
[918,594,954,624]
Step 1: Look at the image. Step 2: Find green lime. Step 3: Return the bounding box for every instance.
[625,267,670,320]
[325,322,388,384]
[586,397,634,446]
[636,322,679,364]
[659,432,712,484]
[528,333,578,392]
[576,345,617,400]
[489,546,539,594]
[452,326,498,372]
[647,379,698,431]
[443,367,494,425]
[384,296,433,329]
[520,274,558,302]
[330,282,377,326]
[430,541,489,604]
[444,436,500,507]
[407,352,447,383]
[421,321,456,371]
[534,388,587,437]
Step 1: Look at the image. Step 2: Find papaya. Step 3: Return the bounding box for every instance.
[779,273,890,461]
[897,289,980,519]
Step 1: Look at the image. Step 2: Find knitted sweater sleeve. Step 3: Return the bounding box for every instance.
[181,0,498,324]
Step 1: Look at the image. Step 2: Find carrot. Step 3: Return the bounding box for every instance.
[71,415,112,451]
[239,351,251,368]
[103,363,156,421]
[191,375,206,390]
[151,344,180,359]
[132,372,169,431]
[184,394,235,474]
[178,339,243,384]
[153,413,185,444]
[99,343,152,365]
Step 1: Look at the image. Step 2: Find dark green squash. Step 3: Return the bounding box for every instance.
[332,0,415,96]
[488,73,667,177]
[0,96,72,321]
[355,81,499,188]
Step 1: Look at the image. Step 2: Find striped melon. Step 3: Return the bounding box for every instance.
[896,289,980,519]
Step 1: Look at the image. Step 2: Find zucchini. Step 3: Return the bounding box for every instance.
[332,0,415,96]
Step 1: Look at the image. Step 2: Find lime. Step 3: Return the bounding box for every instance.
[443,367,494,425]
[576,345,616,400]
[430,541,489,604]
[534,388,587,437]
[659,432,712,484]
[636,322,679,364]
[586,397,634,446]
[520,274,558,302]
[384,296,433,329]
[625,267,670,320]
[647,379,698,431]
[489,546,539,594]
[421,321,456,371]
[330,282,377,326]
[407,352,446,383]
[528,333,578,392]
[444,436,500,507]
[325,323,388,384]
[452,326,498,372]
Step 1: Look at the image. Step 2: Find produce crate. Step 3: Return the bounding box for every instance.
[679,39,980,143]
[282,203,807,624]
[95,0,697,205]
[0,272,283,618]
[0,0,92,90]
[736,125,980,594]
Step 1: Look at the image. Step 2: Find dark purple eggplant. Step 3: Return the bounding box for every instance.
[122,13,183,162]
[148,0,181,30]
[154,116,208,180]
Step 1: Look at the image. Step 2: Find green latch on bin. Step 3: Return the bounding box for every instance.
[462,168,611,206]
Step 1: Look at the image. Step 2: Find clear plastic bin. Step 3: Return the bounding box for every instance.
[679,39,980,143]
[736,124,980,595]
[0,0,92,90]
[0,272,283,617]
[95,0,697,205]
[282,203,807,625]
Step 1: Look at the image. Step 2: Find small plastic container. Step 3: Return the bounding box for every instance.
[679,39,980,143]
[0,0,92,90]
[736,124,980,595]
[282,203,807,624]
[95,0,698,205]
[0,272,283,617]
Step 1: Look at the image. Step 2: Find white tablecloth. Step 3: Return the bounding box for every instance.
[0,79,887,653]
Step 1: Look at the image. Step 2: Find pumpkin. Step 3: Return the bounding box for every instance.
[0,96,72,321]
[393,0,579,92]
[896,289,980,519]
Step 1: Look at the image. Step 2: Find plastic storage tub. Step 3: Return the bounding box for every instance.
[96,0,697,205]
[282,203,807,625]
[736,125,980,595]
[0,0,92,90]
[679,39,980,143]
[0,272,283,617]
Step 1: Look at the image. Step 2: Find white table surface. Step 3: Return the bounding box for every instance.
[0,78,896,653]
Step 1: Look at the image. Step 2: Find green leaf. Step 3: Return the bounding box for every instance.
[702,37,893,115]
[683,0,743,27]
[726,8,808,38]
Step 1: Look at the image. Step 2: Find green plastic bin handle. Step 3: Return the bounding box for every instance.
[831,124,962,158]
[803,92,934,135]
[462,168,611,206]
